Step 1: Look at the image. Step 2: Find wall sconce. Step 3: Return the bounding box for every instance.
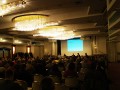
[26,46,31,53]
[94,45,97,49]
[12,45,16,54]
[94,36,97,49]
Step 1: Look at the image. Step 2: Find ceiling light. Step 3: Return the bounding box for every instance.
[1,0,7,4]
[33,26,65,37]
[0,38,7,42]
[45,22,59,27]
[0,0,26,16]
[33,26,75,40]
[49,31,75,40]
[14,40,22,44]
[13,14,48,31]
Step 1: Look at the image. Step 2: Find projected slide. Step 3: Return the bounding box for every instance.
[67,39,83,51]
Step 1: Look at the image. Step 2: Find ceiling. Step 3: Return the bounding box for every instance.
[0,0,108,45]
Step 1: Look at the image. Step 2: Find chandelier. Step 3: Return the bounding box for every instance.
[12,14,51,31]
[33,26,65,37]
[33,26,76,40]
[0,0,7,5]
[49,31,75,40]
[0,0,27,16]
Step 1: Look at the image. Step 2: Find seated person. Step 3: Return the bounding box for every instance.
[0,69,23,90]
[64,62,78,78]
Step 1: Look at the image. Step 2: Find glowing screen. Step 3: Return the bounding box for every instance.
[67,38,83,51]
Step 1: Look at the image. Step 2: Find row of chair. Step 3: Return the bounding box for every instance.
[32,74,81,90]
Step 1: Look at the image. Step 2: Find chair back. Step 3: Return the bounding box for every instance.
[65,77,79,88]
[15,80,27,90]
[55,83,69,90]
[49,75,61,84]
[34,74,43,82]
[32,81,41,90]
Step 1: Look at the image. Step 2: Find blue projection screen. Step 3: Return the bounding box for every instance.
[67,39,83,51]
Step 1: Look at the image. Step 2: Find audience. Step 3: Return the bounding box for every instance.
[0,53,108,90]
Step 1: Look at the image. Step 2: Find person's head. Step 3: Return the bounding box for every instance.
[41,77,55,90]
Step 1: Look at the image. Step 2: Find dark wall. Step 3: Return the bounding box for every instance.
[57,40,61,55]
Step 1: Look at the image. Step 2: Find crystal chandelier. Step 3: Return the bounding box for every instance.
[0,0,27,16]
[49,31,75,40]
[0,0,7,5]
[33,26,76,40]
[33,26,65,37]
[13,14,49,31]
